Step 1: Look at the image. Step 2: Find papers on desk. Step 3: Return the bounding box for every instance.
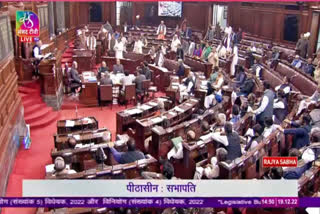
[201,80,208,86]
[82,117,92,124]
[185,103,193,107]
[157,97,168,102]
[139,104,152,111]
[158,67,168,72]
[45,164,55,174]
[168,111,177,117]
[172,85,179,90]
[148,101,158,107]
[174,106,184,113]
[75,143,94,149]
[125,108,143,115]
[200,133,213,143]
[151,117,163,124]
[73,134,80,140]
[65,120,75,127]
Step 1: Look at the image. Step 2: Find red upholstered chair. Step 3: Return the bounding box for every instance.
[124,84,136,108]
[100,85,113,109]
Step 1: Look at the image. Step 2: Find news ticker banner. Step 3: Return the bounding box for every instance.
[1,197,320,208]
[23,180,297,197]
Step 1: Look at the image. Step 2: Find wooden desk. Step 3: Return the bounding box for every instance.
[135,98,199,153]
[73,50,95,73]
[46,155,158,179]
[149,65,173,92]
[54,128,111,151]
[185,56,212,79]
[116,97,172,135]
[57,117,98,134]
[298,165,320,197]
[80,72,98,106]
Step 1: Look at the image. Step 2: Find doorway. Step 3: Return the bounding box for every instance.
[212,4,227,28]
[89,2,102,22]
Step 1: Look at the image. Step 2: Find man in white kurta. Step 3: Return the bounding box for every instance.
[86,32,97,51]
[133,38,144,54]
[171,35,181,52]
[230,45,239,76]
[114,39,124,59]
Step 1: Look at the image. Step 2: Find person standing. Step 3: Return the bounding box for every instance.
[32,40,44,79]
[114,38,124,59]
[157,21,167,40]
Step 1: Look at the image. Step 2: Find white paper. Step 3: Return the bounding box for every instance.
[45,164,55,173]
[73,135,80,140]
[65,120,75,127]
[151,117,163,124]
[174,106,184,113]
[148,101,158,106]
[140,104,152,111]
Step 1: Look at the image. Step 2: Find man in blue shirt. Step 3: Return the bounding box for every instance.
[278,114,312,149]
[302,58,315,76]
[110,138,145,164]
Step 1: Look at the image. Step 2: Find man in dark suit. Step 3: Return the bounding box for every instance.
[134,69,146,96]
[176,59,185,79]
[176,43,184,60]
[70,61,82,94]
[109,138,145,164]
[278,114,312,149]
[97,61,109,79]
[100,73,113,85]
[211,122,242,161]
[142,62,152,80]
[113,59,124,74]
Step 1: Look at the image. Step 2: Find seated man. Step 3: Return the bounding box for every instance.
[244,124,264,153]
[262,116,280,138]
[70,61,82,94]
[232,66,246,88]
[53,156,77,175]
[212,113,227,132]
[120,70,135,92]
[273,89,289,124]
[251,58,263,80]
[179,72,196,103]
[275,76,291,98]
[97,61,109,79]
[283,149,312,179]
[291,55,303,69]
[296,85,320,116]
[204,87,223,109]
[278,114,312,149]
[100,73,113,85]
[211,122,242,161]
[230,104,240,124]
[231,72,255,104]
[302,58,315,76]
[134,69,146,99]
[109,138,145,164]
[176,59,185,79]
[141,159,176,179]
[193,148,228,179]
[113,59,124,74]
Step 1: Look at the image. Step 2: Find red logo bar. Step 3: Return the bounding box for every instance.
[263,157,298,168]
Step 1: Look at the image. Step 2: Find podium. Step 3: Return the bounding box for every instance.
[39,59,64,110]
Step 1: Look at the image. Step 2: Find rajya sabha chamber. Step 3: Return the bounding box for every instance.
[0,1,320,214]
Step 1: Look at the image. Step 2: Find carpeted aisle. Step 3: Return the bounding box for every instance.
[3,82,136,214]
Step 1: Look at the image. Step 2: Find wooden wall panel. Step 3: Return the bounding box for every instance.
[228,3,312,45]
[132,2,210,31]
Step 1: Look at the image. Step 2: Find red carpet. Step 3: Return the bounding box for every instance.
[3,80,140,214]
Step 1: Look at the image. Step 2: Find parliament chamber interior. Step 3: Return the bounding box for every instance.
[0,1,320,214]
